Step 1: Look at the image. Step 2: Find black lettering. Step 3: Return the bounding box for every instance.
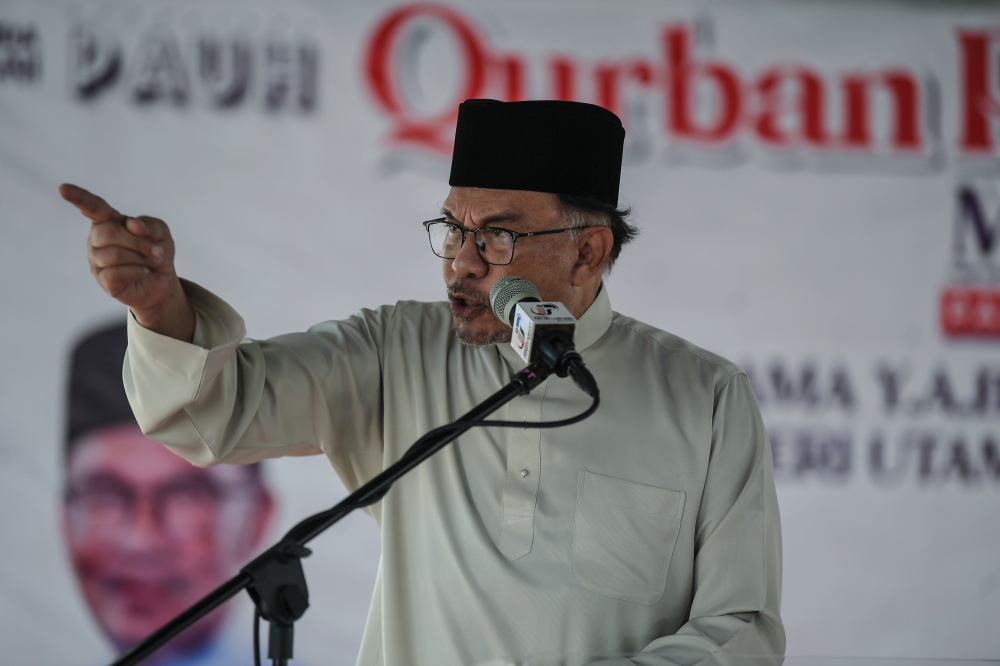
[199,38,250,108]
[876,365,905,412]
[0,24,41,82]
[970,368,1000,415]
[911,432,937,481]
[799,366,820,406]
[929,370,958,412]
[773,427,852,481]
[72,25,121,99]
[820,431,852,477]
[956,186,997,258]
[298,44,318,111]
[911,369,960,415]
[971,368,989,414]
[941,438,979,482]
[768,363,818,406]
[263,42,317,112]
[265,43,293,111]
[869,432,908,486]
[132,29,189,105]
[982,437,1000,480]
[829,367,855,410]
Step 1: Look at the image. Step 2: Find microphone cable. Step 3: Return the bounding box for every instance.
[248,375,598,664]
[396,391,600,468]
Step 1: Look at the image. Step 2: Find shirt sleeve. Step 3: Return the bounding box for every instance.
[594,372,785,666]
[122,279,388,489]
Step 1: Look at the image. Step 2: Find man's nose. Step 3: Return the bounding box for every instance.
[123,496,168,549]
[451,230,489,279]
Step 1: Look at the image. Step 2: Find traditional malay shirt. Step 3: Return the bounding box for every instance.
[124,280,784,666]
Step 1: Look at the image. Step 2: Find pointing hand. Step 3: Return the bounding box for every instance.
[60,183,195,341]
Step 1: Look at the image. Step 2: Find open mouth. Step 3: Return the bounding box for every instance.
[448,291,489,319]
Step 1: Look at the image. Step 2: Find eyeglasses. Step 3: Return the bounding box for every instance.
[64,475,260,539]
[422,218,592,266]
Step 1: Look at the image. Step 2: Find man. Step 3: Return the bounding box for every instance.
[60,99,783,666]
[63,323,274,665]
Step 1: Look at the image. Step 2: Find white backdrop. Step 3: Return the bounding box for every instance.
[1,0,999,663]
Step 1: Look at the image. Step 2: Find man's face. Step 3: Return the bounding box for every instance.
[62,424,273,654]
[443,187,580,347]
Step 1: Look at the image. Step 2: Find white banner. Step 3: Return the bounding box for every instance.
[1,1,999,663]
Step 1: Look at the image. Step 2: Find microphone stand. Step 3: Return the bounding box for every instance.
[107,343,595,666]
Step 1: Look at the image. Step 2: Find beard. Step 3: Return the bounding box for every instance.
[454,323,511,348]
[447,279,512,348]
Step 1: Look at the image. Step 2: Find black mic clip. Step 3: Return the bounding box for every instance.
[488,276,600,400]
[533,330,600,399]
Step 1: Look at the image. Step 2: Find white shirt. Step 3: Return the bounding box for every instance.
[124,280,784,666]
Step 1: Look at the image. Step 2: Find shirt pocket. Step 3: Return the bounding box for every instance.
[570,470,685,606]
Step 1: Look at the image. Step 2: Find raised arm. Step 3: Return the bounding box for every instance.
[59,183,195,342]
[59,184,386,485]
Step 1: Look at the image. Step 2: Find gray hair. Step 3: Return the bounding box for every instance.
[557,195,638,272]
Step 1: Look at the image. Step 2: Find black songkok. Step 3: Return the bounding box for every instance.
[448,99,626,207]
[65,321,135,451]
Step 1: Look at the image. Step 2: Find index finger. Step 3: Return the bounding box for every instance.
[59,183,126,225]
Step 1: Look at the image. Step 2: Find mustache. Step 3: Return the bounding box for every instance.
[446,279,492,308]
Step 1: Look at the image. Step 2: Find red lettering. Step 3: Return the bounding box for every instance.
[882,71,921,150]
[593,60,655,122]
[941,286,1000,338]
[755,69,787,146]
[842,75,870,148]
[664,26,740,145]
[756,68,923,152]
[594,64,618,115]
[754,66,828,147]
[361,5,933,164]
[840,71,923,152]
[364,3,488,154]
[549,57,577,101]
[800,69,826,145]
[492,55,526,102]
[958,30,1000,153]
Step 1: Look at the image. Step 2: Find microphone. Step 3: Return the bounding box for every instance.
[489,276,541,326]
[489,277,599,398]
[490,276,573,363]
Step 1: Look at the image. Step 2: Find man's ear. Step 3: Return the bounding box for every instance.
[570,226,614,287]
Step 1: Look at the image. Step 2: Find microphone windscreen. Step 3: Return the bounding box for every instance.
[490,276,541,326]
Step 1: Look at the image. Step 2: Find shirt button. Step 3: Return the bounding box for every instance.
[520,467,529,479]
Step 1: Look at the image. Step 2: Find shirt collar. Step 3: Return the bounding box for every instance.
[495,283,613,367]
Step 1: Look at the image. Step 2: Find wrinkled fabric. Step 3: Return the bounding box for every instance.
[124,280,784,666]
